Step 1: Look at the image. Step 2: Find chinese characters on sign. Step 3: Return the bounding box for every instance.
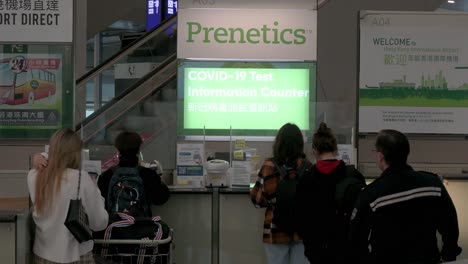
[0,110,60,125]
[167,0,177,15]
[0,0,60,23]
[188,103,279,113]
[381,111,454,124]
[146,0,162,31]
[383,47,460,66]
[147,0,159,15]
[0,0,59,11]
[0,0,73,42]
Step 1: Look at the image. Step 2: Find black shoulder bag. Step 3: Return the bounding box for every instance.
[64,170,93,243]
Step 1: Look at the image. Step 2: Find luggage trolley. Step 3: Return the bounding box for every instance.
[94,229,174,264]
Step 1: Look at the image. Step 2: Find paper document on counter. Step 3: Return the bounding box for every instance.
[176,143,204,186]
[231,160,251,187]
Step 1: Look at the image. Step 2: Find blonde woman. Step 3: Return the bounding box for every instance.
[28,129,108,264]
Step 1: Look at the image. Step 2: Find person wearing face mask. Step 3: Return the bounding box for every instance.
[350,129,462,264]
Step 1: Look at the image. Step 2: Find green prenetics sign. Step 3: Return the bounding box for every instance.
[177,9,317,60]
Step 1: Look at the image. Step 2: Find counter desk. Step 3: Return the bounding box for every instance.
[153,186,267,264]
[0,198,32,264]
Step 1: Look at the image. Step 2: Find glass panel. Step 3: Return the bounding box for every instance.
[83,60,177,167]
[78,15,177,118]
[315,101,356,165]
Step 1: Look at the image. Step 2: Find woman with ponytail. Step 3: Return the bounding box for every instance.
[28,129,108,264]
[296,122,366,263]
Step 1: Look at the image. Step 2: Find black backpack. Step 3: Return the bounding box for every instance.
[333,165,366,256]
[273,159,312,233]
[335,166,366,219]
[106,166,151,217]
[304,165,366,262]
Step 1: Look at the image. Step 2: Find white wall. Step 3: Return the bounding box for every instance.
[446,181,468,259]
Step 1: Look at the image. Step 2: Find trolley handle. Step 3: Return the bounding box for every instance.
[94,235,172,245]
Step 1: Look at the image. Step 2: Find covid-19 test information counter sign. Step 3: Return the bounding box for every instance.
[183,66,310,130]
[177,61,316,137]
[359,12,468,134]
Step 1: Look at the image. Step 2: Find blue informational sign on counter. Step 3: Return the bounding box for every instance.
[165,0,178,18]
[146,0,162,31]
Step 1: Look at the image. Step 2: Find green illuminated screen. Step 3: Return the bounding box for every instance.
[177,61,316,137]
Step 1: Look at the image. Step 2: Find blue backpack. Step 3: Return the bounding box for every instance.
[106,167,151,217]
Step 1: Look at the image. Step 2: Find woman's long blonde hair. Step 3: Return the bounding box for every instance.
[35,129,83,215]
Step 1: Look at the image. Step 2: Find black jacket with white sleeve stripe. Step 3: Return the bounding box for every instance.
[349,164,462,264]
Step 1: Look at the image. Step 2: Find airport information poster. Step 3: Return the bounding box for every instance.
[0,52,63,131]
[359,12,468,134]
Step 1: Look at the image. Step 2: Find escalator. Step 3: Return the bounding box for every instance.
[75,15,178,169]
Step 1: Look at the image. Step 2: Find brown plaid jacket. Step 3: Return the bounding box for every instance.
[250,158,308,244]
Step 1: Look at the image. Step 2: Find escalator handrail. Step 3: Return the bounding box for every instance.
[75,53,177,131]
[80,61,177,143]
[76,15,177,87]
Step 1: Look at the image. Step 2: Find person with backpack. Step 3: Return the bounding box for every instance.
[295,122,366,263]
[250,123,311,264]
[97,131,170,217]
[32,131,170,215]
[32,131,169,262]
[92,132,171,263]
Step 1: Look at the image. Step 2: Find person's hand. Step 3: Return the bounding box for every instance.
[33,153,48,170]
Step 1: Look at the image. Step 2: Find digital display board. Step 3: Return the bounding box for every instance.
[177,60,316,137]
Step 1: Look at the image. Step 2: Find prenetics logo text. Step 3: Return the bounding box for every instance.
[186,21,308,45]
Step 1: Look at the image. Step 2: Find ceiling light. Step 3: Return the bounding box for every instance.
[447,0,455,3]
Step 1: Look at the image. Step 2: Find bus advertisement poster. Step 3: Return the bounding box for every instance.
[0,53,63,130]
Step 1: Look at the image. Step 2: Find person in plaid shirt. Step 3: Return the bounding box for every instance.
[250,123,311,264]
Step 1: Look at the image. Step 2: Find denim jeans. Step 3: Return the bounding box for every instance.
[264,241,309,264]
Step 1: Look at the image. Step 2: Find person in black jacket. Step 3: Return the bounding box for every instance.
[97,131,170,215]
[350,129,462,264]
[296,122,365,263]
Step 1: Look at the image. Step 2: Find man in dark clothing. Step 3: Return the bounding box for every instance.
[97,131,169,215]
[350,129,461,264]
